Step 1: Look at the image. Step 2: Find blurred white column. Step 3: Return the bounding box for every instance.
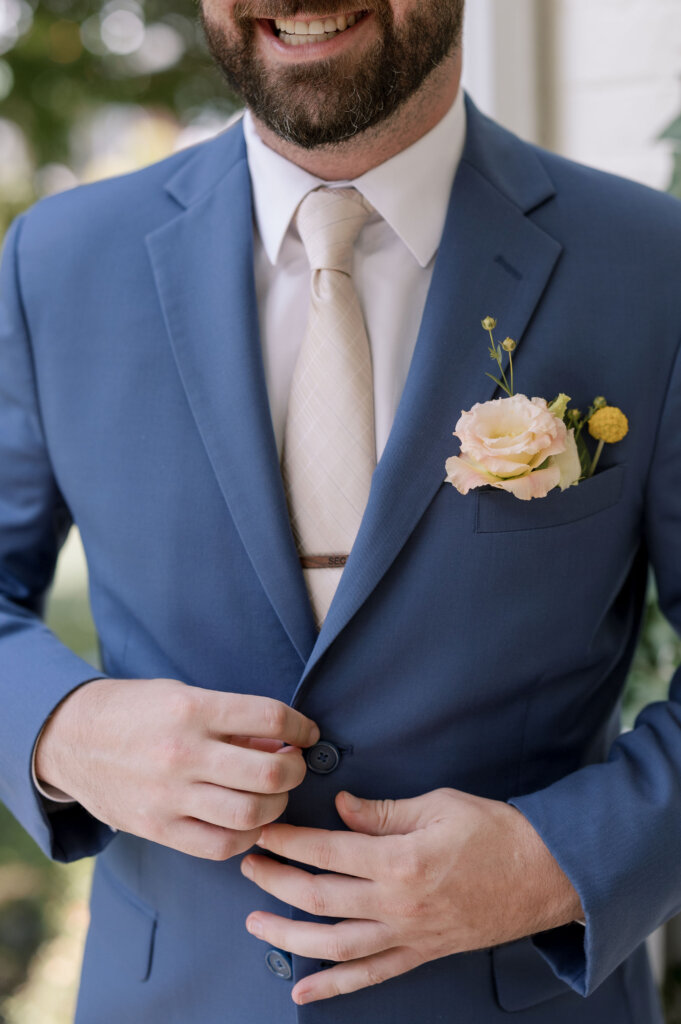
[461,0,542,144]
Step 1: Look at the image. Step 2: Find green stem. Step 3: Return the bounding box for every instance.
[508,350,514,396]
[487,326,511,396]
[588,439,604,478]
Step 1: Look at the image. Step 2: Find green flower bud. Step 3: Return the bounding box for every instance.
[481,316,497,331]
[501,337,516,352]
[548,393,571,420]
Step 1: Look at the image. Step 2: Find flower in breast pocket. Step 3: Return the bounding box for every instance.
[444,318,629,501]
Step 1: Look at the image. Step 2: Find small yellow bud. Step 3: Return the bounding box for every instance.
[588,406,629,444]
[501,337,516,352]
[592,396,607,410]
[481,316,497,331]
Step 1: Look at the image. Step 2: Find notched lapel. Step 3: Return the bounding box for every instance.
[145,135,317,665]
[296,109,563,690]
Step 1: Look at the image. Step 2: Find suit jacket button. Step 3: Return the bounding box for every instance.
[306,741,341,774]
[265,948,292,980]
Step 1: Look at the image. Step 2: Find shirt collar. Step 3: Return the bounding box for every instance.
[243,87,467,269]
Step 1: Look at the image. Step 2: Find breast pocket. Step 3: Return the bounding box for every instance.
[475,464,625,534]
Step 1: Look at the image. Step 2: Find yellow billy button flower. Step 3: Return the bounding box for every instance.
[588,406,629,444]
[586,405,628,477]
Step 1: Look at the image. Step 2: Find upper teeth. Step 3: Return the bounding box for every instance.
[274,13,358,36]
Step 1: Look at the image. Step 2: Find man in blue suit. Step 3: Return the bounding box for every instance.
[1,0,681,1020]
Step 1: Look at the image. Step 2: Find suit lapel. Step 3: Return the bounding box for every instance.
[146,126,317,665]
[145,101,564,686]
[295,100,563,689]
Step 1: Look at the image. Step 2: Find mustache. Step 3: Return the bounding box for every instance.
[234,1,376,18]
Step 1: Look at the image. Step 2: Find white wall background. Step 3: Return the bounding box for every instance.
[461,0,681,191]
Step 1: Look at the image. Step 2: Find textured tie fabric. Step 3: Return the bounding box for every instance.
[281,187,377,629]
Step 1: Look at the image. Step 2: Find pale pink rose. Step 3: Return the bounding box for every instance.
[445,394,581,501]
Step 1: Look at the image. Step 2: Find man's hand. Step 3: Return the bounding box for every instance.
[34,677,319,860]
[241,787,584,1004]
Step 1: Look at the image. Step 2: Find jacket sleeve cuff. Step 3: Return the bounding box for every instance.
[508,792,590,996]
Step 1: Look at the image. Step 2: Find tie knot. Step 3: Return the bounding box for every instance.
[296,187,373,274]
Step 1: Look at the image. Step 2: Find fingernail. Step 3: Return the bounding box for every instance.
[293,990,310,1005]
[241,857,254,878]
[342,792,362,812]
[255,831,266,847]
[246,916,263,937]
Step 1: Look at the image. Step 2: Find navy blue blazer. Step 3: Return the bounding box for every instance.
[1,94,680,1023]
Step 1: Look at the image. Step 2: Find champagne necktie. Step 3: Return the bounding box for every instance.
[281,187,376,629]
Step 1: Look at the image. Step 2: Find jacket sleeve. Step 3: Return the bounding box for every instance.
[0,213,114,863]
[507,330,681,997]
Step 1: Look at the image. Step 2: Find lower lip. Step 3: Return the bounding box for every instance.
[256,12,374,61]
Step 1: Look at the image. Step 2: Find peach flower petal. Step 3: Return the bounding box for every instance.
[493,464,562,500]
[444,455,496,494]
[552,428,582,490]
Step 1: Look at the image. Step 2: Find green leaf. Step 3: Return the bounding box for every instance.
[575,430,592,478]
[485,372,510,395]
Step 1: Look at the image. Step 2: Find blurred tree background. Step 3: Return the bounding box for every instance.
[0,0,240,234]
[0,1,681,1021]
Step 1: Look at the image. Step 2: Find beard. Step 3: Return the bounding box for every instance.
[199,1,465,149]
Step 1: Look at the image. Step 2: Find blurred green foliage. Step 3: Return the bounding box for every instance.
[0,561,98,1023]
[0,0,240,233]
[3,0,234,165]
[624,574,681,727]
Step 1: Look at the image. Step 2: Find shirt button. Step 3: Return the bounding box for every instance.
[306,741,341,774]
[265,948,292,980]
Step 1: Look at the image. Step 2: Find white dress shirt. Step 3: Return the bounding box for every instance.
[244,86,467,460]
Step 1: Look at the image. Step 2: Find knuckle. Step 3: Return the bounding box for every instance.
[327,929,352,963]
[374,799,396,834]
[258,758,285,794]
[165,689,196,728]
[262,700,289,736]
[232,795,262,831]
[365,961,387,989]
[301,883,327,917]
[157,735,191,773]
[308,839,334,872]
[208,832,237,861]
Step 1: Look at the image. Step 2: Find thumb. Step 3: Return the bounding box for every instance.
[335,790,435,836]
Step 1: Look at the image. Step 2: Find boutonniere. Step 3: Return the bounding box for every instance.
[445,317,629,501]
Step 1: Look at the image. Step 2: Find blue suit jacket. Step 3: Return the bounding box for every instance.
[1,95,680,1023]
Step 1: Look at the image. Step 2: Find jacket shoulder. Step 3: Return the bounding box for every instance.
[532,142,681,238]
[16,118,246,251]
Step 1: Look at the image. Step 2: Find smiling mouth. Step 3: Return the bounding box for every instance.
[270,11,369,45]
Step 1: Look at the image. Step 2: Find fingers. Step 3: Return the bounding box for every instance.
[230,737,289,754]
[204,741,308,795]
[183,783,288,832]
[291,947,423,1005]
[241,855,375,919]
[245,912,393,963]
[206,692,319,749]
[255,823,399,878]
[162,818,262,862]
[334,790,438,836]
